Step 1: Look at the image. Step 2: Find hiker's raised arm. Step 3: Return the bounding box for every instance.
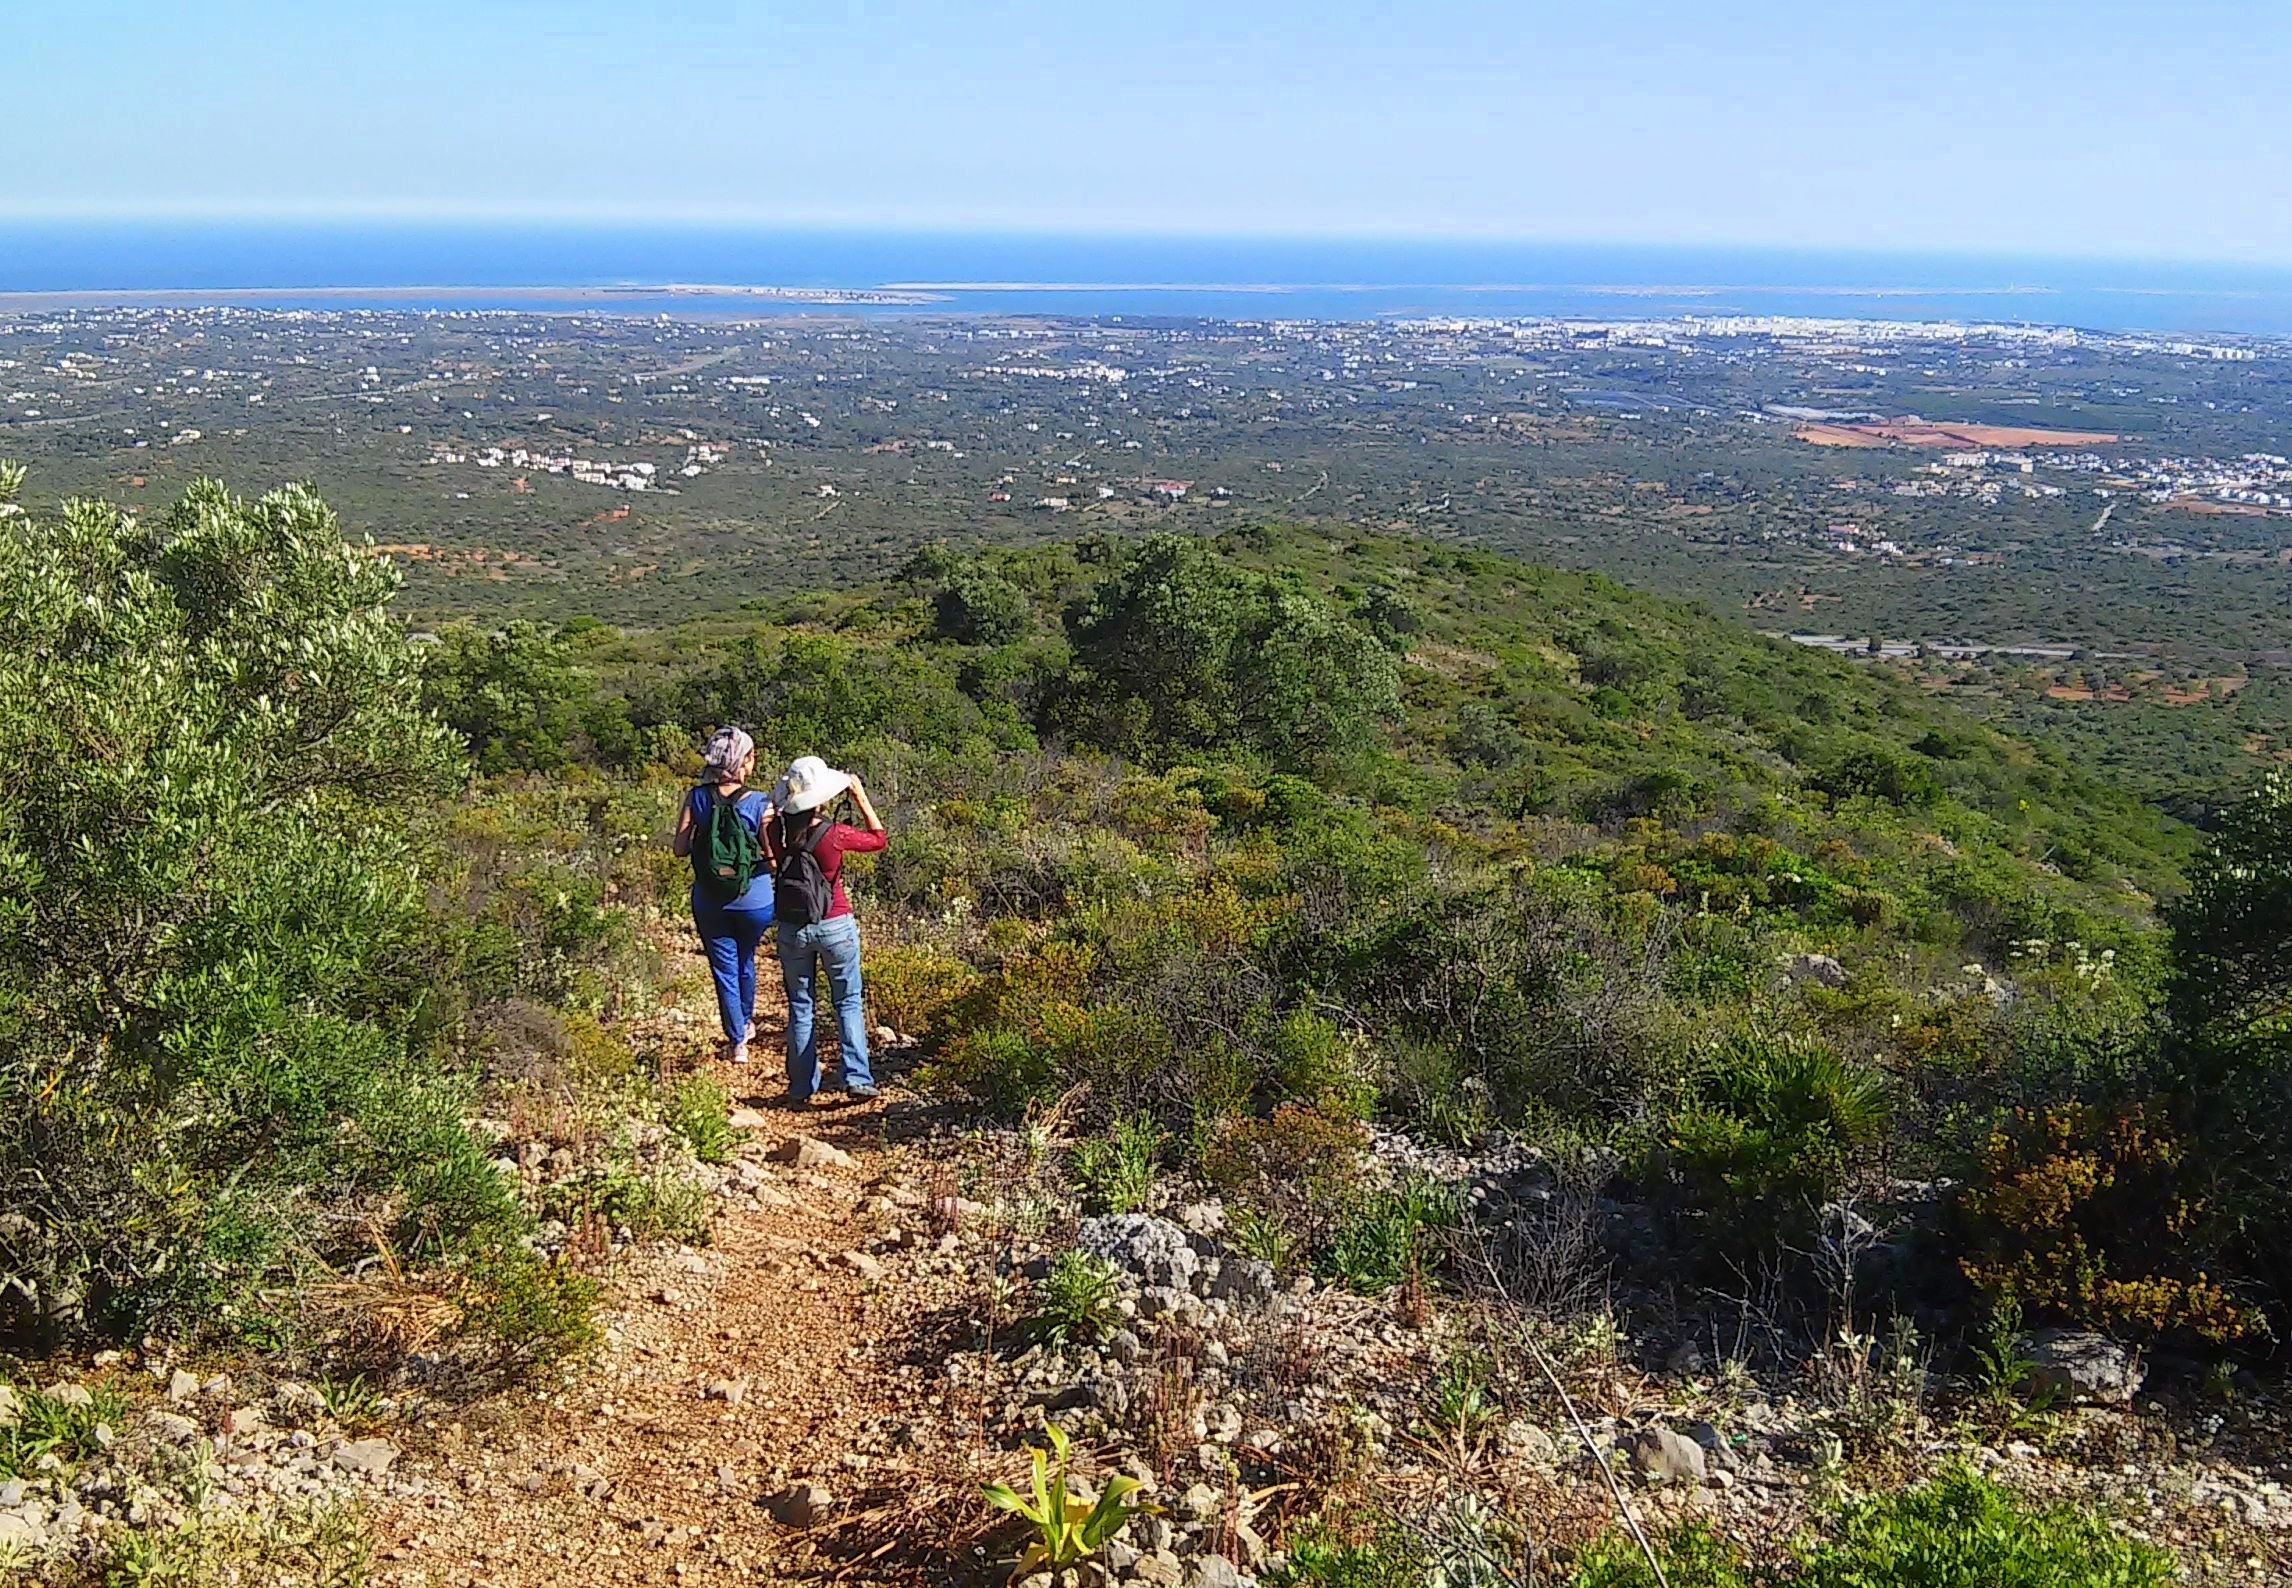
[671,794,696,858]
[848,776,886,836]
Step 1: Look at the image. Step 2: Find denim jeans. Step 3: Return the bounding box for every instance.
[779,913,873,1099]
[692,886,774,1046]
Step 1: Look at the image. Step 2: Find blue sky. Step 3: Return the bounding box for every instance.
[12,0,2290,262]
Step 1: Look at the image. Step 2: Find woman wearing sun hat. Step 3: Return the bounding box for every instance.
[767,755,888,1105]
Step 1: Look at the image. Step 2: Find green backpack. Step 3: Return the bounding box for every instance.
[693,787,763,903]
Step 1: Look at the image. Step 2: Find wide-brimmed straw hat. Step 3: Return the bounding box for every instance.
[775,755,853,814]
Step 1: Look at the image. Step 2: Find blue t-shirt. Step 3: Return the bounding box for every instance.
[687,786,776,915]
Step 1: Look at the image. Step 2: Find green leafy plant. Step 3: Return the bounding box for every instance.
[1797,1463,2175,1588]
[1071,1113,1164,1215]
[313,1374,386,1431]
[0,1379,129,1480]
[1420,1353,1498,1466]
[1226,1203,1303,1274]
[664,1073,737,1166]
[1325,1176,1461,1296]
[982,1420,1157,1579]
[1031,1250,1121,1347]
[541,1153,712,1246]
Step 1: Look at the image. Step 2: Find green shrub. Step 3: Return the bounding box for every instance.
[1663,1034,1888,1249]
[1325,1177,1461,1296]
[1568,1523,1754,1588]
[1797,1464,2174,1588]
[664,1073,737,1166]
[1567,1468,2173,1587]
[1957,1102,2253,1343]
[461,1243,602,1367]
[864,941,981,1040]
[1032,1250,1121,1347]
[0,477,501,1344]
[1072,1114,1164,1216]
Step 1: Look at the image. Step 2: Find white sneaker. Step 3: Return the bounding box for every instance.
[729,1041,751,1066]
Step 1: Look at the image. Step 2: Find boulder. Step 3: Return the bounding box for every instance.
[1499,1420,1559,1464]
[1789,953,1849,989]
[1207,1255,1276,1308]
[146,1410,200,1444]
[331,1438,401,1476]
[770,1136,854,1171]
[1133,1553,1183,1587]
[764,1481,833,1527]
[1078,1214,1201,1293]
[1685,1420,1737,1471]
[1189,1556,1245,1588]
[2025,1330,2144,1406]
[1620,1425,1706,1485]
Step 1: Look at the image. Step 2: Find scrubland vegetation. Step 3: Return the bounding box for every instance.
[5,471,2290,1582]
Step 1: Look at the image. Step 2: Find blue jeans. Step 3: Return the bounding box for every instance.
[692,887,774,1047]
[779,914,873,1099]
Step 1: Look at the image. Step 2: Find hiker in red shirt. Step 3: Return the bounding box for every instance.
[766,756,889,1106]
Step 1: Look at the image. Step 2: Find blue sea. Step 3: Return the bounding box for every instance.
[4,222,2290,337]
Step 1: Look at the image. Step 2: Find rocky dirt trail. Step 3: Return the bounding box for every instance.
[372,1037,972,1588]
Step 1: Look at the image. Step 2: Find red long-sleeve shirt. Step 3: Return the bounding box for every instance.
[765,820,887,920]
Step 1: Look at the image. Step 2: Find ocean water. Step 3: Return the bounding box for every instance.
[4,222,2290,336]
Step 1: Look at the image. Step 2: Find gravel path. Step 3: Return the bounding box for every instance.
[370,1072,939,1588]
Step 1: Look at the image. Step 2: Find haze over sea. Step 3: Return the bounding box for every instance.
[8,223,2292,337]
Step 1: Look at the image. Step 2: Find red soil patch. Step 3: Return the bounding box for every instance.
[1795,420,2119,449]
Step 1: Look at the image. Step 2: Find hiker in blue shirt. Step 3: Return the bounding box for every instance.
[672,726,775,1065]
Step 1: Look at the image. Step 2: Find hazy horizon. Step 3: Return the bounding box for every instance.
[13,1,2292,267]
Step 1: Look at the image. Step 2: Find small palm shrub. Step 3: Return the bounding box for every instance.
[1663,1033,1888,1250]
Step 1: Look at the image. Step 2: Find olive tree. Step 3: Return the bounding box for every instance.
[0,474,505,1340]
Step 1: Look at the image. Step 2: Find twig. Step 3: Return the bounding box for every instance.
[1462,1226,1672,1588]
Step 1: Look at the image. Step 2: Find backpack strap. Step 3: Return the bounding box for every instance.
[796,819,831,856]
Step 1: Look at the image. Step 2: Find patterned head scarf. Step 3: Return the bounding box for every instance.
[701,726,755,782]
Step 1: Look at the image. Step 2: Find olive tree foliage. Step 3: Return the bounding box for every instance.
[0,475,498,1341]
[1059,535,1398,776]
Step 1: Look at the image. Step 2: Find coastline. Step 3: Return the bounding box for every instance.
[0,282,948,309]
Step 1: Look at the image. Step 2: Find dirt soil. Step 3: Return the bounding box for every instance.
[369,1034,987,1588]
[1794,420,2120,449]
